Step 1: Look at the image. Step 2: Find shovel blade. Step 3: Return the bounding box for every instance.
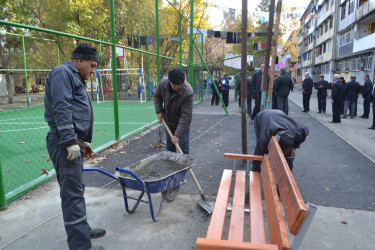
[198,197,215,214]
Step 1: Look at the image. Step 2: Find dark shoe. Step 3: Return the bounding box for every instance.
[318,111,322,113]
[89,246,104,250]
[302,110,307,112]
[328,121,339,123]
[342,116,347,118]
[368,126,375,130]
[90,228,106,238]
[362,116,369,119]
[323,112,326,114]
[350,116,354,119]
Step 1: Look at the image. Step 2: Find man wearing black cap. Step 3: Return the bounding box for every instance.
[44,43,104,250]
[315,75,329,114]
[154,67,193,154]
[251,110,309,172]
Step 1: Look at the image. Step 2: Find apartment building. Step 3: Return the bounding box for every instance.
[336,0,375,83]
[297,0,375,84]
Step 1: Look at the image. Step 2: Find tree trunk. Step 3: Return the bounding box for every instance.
[5,71,14,104]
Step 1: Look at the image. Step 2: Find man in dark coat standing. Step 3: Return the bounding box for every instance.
[330,74,343,123]
[302,72,313,112]
[274,67,293,115]
[361,74,373,119]
[315,75,329,114]
[252,110,309,172]
[368,83,375,130]
[249,63,265,124]
[238,72,253,117]
[211,76,221,106]
[154,67,193,154]
[342,75,360,119]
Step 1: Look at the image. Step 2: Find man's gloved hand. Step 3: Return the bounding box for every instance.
[84,142,93,158]
[66,144,81,161]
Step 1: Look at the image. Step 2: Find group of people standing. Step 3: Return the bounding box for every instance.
[211,74,230,107]
[330,74,375,129]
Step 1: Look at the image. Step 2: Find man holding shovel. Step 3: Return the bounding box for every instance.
[154,67,193,154]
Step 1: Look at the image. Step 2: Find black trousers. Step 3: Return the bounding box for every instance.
[303,94,311,111]
[222,90,229,107]
[251,95,261,120]
[363,97,371,117]
[332,100,341,123]
[46,132,92,250]
[317,94,326,113]
[372,100,375,127]
[272,93,278,109]
[211,91,220,105]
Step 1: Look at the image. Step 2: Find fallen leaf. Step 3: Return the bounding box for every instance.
[341,221,348,225]
[47,157,51,162]
[120,151,127,154]
[26,160,31,163]
[41,169,49,176]
[89,161,96,164]
[326,187,330,191]
[0,131,4,133]
[5,170,11,172]
[19,141,25,144]
[43,155,47,157]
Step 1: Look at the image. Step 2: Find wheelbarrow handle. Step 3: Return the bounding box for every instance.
[116,167,145,185]
[83,167,117,180]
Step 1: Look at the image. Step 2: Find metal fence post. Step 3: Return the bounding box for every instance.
[0,161,8,210]
[179,13,182,68]
[109,0,120,140]
[188,0,194,88]
[22,35,30,107]
[155,0,160,83]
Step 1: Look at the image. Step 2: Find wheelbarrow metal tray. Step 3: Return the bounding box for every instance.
[115,151,195,193]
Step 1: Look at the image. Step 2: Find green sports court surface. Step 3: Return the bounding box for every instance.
[0,101,157,197]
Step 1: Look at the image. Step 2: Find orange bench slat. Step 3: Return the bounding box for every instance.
[261,155,290,250]
[224,153,263,161]
[228,170,246,242]
[249,171,266,244]
[196,238,279,250]
[206,169,232,240]
[268,137,307,235]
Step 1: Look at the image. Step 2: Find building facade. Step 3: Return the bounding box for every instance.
[297,0,375,85]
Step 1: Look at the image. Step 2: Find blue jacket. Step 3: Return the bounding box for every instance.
[44,61,94,145]
[344,80,360,101]
[221,77,230,91]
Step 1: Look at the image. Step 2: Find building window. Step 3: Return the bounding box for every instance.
[365,56,373,70]
[324,22,328,32]
[345,60,351,71]
[337,62,342,72]
[329,17,333,29]
[348,0,354,14]
[341,3,346,20]
[351,58,360,71]
[323,43,327,53]
[327,40,332,52]
[331,0,335,7]
[321,26,323,36]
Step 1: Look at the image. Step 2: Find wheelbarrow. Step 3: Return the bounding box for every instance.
[83,151,195,221]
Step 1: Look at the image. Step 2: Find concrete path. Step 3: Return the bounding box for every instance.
[1,89,375,250]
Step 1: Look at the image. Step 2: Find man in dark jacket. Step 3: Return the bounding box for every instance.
[368,83,375,130]
[330,74,344,123]
[302,72,313,112]
[315,75,329,114]
[238,72,253,117]
[272,73,279,109]
[339,77,346,115]
[211,76,221,106]
[44,43,105,250]
[249,63,265,123]
[274,67,293,115]
[361,74,373,119]
[154,67,193,154]
[252,110,309,172]
[342,75,360,119]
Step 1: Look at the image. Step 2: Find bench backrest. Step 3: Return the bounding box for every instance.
[266,136,308,235]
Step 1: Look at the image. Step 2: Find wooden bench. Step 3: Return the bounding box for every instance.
[196,136,317,250]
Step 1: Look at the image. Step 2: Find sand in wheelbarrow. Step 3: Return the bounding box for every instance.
[119,160,186,181]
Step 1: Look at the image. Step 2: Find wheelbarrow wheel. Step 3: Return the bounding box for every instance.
[162,185,180,202]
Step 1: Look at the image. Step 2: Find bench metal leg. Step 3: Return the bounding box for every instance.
[290,202,318,250]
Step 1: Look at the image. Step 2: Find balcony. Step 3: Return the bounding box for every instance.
[316,29,334,46]
[353,32,375,53]
[338,41,354,58]
[315,52,334,64]
[302,60,311,67]
[356,0,375,21]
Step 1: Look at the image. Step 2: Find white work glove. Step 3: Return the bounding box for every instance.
[66,144,81,161]
[84,142,93,158]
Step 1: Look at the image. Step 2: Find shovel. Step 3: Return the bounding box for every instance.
[161,119,215,214]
